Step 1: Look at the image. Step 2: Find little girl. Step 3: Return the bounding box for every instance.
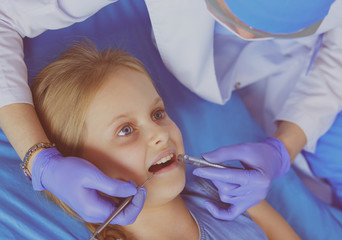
[31,41,300,240]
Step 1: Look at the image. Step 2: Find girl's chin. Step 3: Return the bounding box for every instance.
[144,169,186,206]
[144,187,185,207]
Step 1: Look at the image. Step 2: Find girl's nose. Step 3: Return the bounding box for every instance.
[147,123,169,147]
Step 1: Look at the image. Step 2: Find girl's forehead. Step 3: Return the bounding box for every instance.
[87,69,159,117]
[101,69,157,98]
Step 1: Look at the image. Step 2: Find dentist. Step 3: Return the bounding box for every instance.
[0,0,341,224]
[180,0,342,219]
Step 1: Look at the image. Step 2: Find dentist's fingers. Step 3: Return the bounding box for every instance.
[111,187,147,225]
[202,144,251,164]
[193,167,262,186]
[84,172,138,198]
[204,200,243,221]
[33,148,140,223]
[196,138,290,220]
[211,180,239,199]
[75,189,119,223]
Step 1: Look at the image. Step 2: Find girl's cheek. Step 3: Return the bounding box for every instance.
[113,138,145,165]
[114,132,140,147]
[170,124,183,142]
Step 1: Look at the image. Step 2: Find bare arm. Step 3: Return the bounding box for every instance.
[247,200,301,240]
[0,103,50,170]
[273,120,307,163]
[0,1,118,169]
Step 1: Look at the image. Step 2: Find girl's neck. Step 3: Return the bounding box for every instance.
[123,195,199,240]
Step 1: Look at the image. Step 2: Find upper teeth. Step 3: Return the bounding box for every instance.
[154,154,174,165]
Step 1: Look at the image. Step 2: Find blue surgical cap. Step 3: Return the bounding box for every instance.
[224,0,335,34]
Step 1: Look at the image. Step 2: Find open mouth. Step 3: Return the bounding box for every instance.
[148,153,176,173]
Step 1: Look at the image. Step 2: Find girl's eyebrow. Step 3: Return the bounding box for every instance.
[153,96,163,106]
[106,97,163,128]
[107,114,128,127]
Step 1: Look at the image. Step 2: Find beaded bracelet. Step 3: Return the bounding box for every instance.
[20,142,56,181]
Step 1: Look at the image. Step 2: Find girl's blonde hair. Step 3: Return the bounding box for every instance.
[31,41,151,240]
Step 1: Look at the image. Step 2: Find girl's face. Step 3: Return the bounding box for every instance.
[82,67,185,206]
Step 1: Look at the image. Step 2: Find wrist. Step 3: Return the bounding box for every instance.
[21,142,55,181]
[27,148,45,172]
[265,137,291,178]
[30,147,61,191]
[273,121,307,162]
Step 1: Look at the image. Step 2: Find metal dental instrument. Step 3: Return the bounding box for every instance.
[89,174,154,240]
[178,154,243,169]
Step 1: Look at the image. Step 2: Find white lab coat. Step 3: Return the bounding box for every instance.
[145,0,342,152]
[1,0,342,152]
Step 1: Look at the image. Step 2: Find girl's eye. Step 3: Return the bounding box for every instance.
[118,125,133,136]
[152,109,165,121]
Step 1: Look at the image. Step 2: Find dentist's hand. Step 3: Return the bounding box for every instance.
[31,147,145,225]
[193,137,290,220]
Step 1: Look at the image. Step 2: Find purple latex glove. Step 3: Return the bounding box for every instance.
[193,137,290,220]
[31,148,145,225]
